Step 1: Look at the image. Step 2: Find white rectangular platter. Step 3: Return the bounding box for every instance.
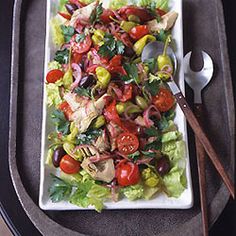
[39,0,193,210]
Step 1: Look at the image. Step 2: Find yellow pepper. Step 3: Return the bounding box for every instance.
[133,35,156,56]
[95,67,111,88]
[92,29,105,46]
[142,168,159,187]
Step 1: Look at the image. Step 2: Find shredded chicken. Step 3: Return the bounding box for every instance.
[81,158,115,183]
[147,11,178,32]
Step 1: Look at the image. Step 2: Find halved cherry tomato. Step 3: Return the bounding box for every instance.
[152,88,175,112]
[116,161,140,186]
[71,35,92,54]
[46,69,64,83]
[116,132,139,155]
[58,12,71,20]
[59,101,73,120]
[100,9,115,24]
[60,155,80,174]
[129,25,149,40]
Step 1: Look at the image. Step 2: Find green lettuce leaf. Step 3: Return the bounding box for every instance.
[161,131,181,143]
[143,186,160,200]
[162,166,187,198]
[50,17,65,46]
[122,184,144,200]
[69,180,110,212]
[46,83,63,107]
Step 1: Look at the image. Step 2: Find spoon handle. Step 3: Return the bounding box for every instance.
[174,91,235,199]
[194,104,208,236]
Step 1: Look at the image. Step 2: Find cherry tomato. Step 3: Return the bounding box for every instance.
[58,12,71,20]
[116,132,139,155]
[60,155,80,174]
[129,25,149,40]
[116,161,140,186]
[59,101,73,120]
[46,69,64,83]
[100,9,115,24]
[71,35,92,54]
[153,88,175,112]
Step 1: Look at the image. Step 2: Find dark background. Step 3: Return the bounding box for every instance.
[0,0,235,235]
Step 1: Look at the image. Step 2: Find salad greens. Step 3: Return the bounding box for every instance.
[45,0,186,212]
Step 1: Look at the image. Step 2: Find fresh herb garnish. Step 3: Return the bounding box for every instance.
[98,33,125,57]
[144,80,161,96]
[49,174,73,202]
[74,87,92,98]
[54,48,69,64]
[51,109,70,135]
[61,25,75,43]
[157,29,169,42]
[144,140,162,151]
[144,58,157,73]
[128,151,141,161]
[90,3,103,25]
[121,63,139,84]
[76,129,103,145]
[141,151,157,158]
[75,33,86,43]
[145,127,161,137]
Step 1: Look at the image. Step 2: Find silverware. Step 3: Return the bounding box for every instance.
[141,42,234,198]
[184,51,213,236]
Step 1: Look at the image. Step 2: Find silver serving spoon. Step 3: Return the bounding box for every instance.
[184,51,213,236]
[141,42,234,198]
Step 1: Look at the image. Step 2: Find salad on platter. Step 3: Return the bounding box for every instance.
[44,0,187,212]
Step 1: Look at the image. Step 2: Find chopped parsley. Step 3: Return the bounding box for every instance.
[49,174,73,202]
[90,3,103,25]
[144,80,161,96]
[75,33,86,43]
[121,63,139,84]
[98,33,125,58]
[76,129,103,145]
[74,87,92,98]
[51,110,70,135]
[54,48,69,64]
[60,25,75,43]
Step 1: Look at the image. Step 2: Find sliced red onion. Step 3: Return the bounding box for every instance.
[112,10,124,21]
[143,105,161,127]
[136,158,153,165]
[70,63,82,90]
[89,153,111,163]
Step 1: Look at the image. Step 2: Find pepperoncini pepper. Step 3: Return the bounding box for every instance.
[141,168,159,187]
[110,16,137,32]
[157,35,174,80]
[95,66,111,88]
[133,35,156,56]
[92,29,105,46]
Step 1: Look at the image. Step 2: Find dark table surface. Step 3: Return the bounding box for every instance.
[0,0,235,235]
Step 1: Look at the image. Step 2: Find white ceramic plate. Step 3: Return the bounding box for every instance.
[39,0,193,210]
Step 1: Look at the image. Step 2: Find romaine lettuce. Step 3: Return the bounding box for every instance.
[122,184,144,200]
[50,17,65,47]
[46,83,63,107]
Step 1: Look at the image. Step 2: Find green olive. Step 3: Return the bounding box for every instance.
[135,96,148,110]
[128,15,140,23]
[92,115,105,129]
